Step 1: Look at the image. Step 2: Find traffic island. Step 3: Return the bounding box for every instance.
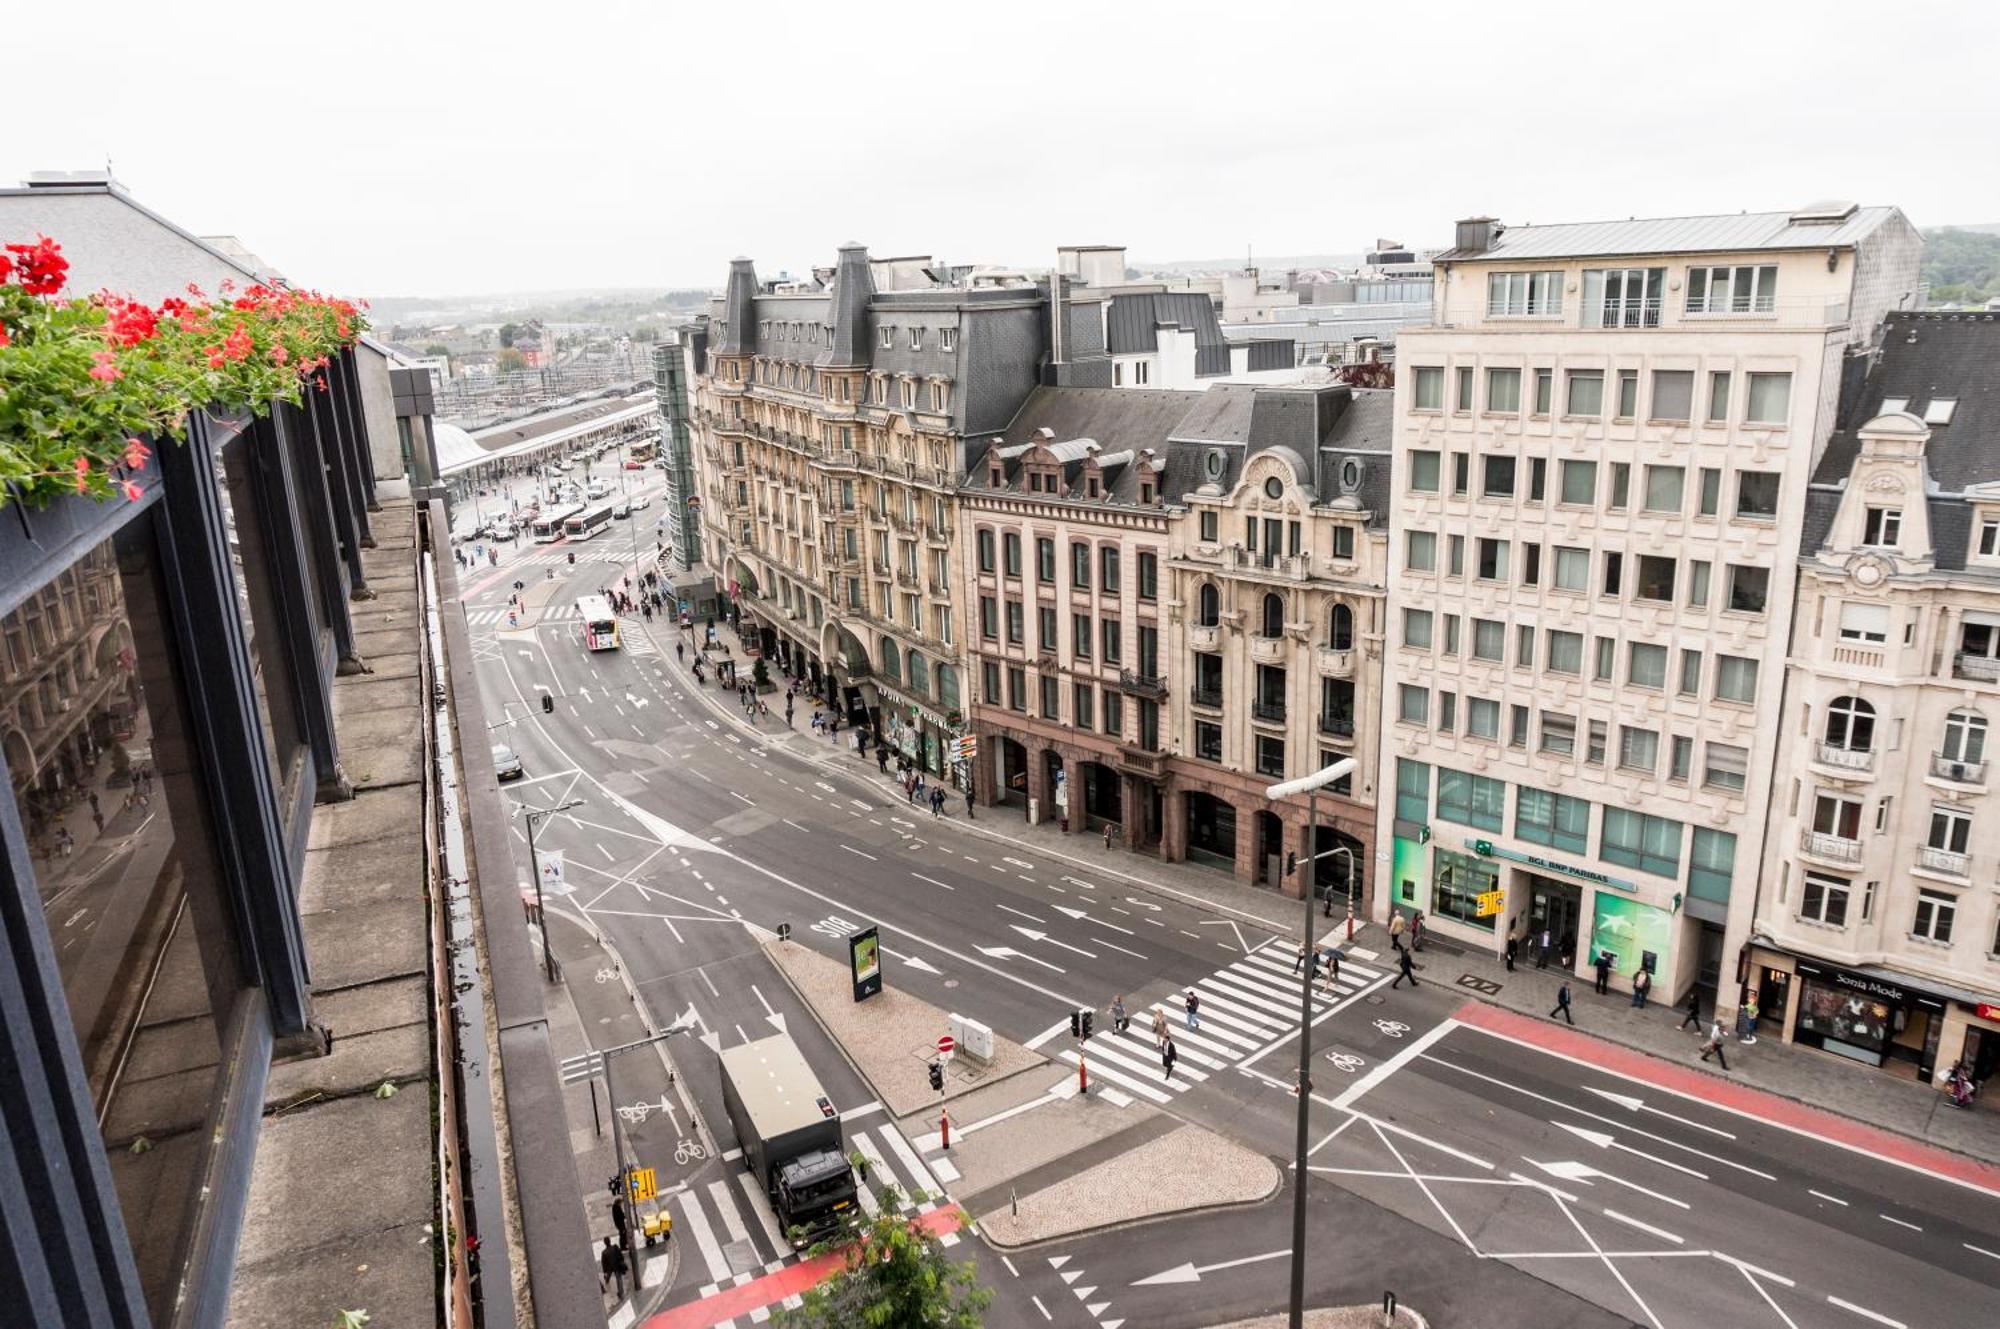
[976,1120,1279,1248]
[1205,1307,1428,1329]
[762,937,1047,1117]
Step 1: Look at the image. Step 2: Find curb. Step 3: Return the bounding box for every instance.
[973,1152,1284,1252]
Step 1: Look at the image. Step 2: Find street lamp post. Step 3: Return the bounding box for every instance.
[1266,756,1356,1329]
[523,797,584,982]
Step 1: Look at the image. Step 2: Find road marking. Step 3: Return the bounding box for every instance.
[1003,857,1034,870]
[1030,1295,1052,1321]
[994,903,1045,923]
[631,724,645,737]
[1602,1208,1684,1244]
[838,1100,883,1122]
[597,842,615,862]
[675,1190,732,1283]
[734,1170,789,1251]
[975,944,1064,974]
[1332,1019,1458,1111]
[1825,1296,1904,1327]
[1092,937,1148,959]
[1551,1191,1662,1329]
[1712,1254,1794,1287]
[1024,1020,1068,1051]
[1878,1213,1922,1232]
[840,846,877,861]
[707,1179,751,1245]
[699,969,720,998]
[1966,1243,2000,1261]
[1583,1086,1736,1140]
[1552,1122,1709,1180]
[1809,1190,1849,1206]
[731,791,756,806]
[783,819,810,832]
[1052,904,1135,935]
[1011,926,1096,958]
[1131,1248,1289,1286]
[848,1130,888,1219]
[911,873,955,891]
[692,770,714,783]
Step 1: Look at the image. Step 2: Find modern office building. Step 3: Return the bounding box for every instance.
[1749,310,2000,1094]
[0,174,595,1329]
[654,332,707,582]
[1376,204,1923,1014]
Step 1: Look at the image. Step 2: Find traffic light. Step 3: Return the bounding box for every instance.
[1069,1009,1082,1039]
[541,694,555,714]
[1080,1009,1094,1041]
[927,1061,944,1092]
[1285,851,1297,877]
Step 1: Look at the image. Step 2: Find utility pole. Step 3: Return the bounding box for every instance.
[1266,757,1356,1329]
[524,798,584,982]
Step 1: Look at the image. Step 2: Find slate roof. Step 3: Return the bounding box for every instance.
[1106,291,1232,376]
[1436,205,1902,263]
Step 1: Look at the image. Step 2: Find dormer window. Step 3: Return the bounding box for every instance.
[1086,476,1101,499]
[879,327,893,349]
[940,328,956,352]
[909,327,923,350]
[1140,481,1155,505]
[1923,398,1958,425]
[1977,518,1999,558]
[989,464,1003,486]
[899,379,916,409]
[1862,506,1902,548]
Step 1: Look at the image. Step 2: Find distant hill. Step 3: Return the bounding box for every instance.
[1923,227,2000,306]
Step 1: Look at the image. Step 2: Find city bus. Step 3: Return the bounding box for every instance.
[576,594,620,650]
[563,502,618,542]
[531,504,583,542]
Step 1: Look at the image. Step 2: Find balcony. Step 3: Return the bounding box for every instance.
[1316,647,1355,677]
[1119,669,1169,700]
[1954,653,2000,684]
[1219,546,1313,583]
[1814,743,1875,774]
[1930,753,1987,787]
[1588,298,1662,329]
[1916,845,1969,879]
[1252,699,1287,724]
[1318,713,1355,739]
[895,567,920,589]
[1190,685,1223,710]
[1249,634,1287,664]
[1190,624,1220,651]
[1799,829,1861,865]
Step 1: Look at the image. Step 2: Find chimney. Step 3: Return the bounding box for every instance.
[1454,217,1500,254]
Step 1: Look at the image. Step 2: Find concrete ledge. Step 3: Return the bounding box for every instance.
[978,1121,1279,1248]
[1208,1308,1428,1329]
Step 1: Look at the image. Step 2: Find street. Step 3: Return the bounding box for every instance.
[459,499,2000,1329]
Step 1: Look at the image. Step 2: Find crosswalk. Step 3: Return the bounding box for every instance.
[465,603,586,626]
[1055,943,1384,1104]
[660,1113,954,1318]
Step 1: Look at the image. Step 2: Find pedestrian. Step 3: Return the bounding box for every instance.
[965,788,975,819]
[611,1196,630,1247]
[1411,911,1426,952]
[1152,1007,1168,1049]
[1392,947,1418,989]
[1535,928,1552,970]
[1103,823,1114,851]
[784,699,794,726]
[930,786,945,818]
[1293,941,1309,976]
[1679,987,1702,1032]
[599,1236,628,1299]
[1549,981,1575,1024]
[1593,950,1612,996]
[906,776,919,805]
[91,808,104,834]
[877,746,889,774]
[1323,946,1342,988]
[675,641,685,664]
[1630,967,1652,1010]
[1111,994,1128,1034]
[1699,1020,1730,1070]
[1184,989,1200,1029]
[1161,1036,1178,1081]
[1739,993,1759,1045]
[1504,932,1518,973]
[1388,910,1407,952]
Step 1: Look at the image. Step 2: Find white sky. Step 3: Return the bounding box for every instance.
[7,0,1997,299]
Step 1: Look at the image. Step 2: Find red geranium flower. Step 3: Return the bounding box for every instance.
[124,437,151,470]
[88,350,122,382]
[5,236,69,296]
[223,323,254,362]
[121,480,143,502]
[73,457,90,492]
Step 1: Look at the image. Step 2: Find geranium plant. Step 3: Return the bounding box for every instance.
[0,234,368,508]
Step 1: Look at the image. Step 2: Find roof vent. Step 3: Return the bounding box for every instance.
[1790,200,1858,224]
[1453,217,1500,253]
[24,169,119,190]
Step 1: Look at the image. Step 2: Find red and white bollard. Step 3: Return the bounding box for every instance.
[1079,1052,1089,1095]
[1345,898,1356,942]
[939,1104,950,1151]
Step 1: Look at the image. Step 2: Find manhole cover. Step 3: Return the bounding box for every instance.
[1364,995,1386,1006]
[1456,974,1503,995]
[724,1238,759,1275]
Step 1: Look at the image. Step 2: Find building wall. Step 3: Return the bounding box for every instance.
[1378,234,1916,1006]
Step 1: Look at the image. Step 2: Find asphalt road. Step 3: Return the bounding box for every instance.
[461,522,2000,1329]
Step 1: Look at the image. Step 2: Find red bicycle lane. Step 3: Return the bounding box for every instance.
[1453,1000,2000,1198]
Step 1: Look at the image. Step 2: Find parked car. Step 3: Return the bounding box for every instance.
[491,744,524,781]
[489,521,517,541]
[625,493,652,512]
[612,503,631,519]
[624,458,645,470]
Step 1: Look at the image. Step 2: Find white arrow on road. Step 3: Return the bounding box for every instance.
[624,691,650,710]
[1132,1248,1289,1286]
[883,947,943,976]
[1583,1086,1737,1139]
[1554,1121,1708,1180]
[1052,904,1136,936]
[578,688,593,703]
[1521,1158,1689,1209]
[975,944,1066,974]
[1122,895,1161,912]
[1011,925,1097,958]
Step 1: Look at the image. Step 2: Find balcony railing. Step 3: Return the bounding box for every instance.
[1954,653,2000,683]
[1799,829,1861,864]
[1930,753,1987,785]
[1190,685,1223,709]
[1118,669,1168,700]
[1252,700,1287,723]
[1318,713,1355,738]
[1916,845,1969,878]
[1815,743,1874,772]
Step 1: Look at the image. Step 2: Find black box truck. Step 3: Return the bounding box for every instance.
[718,1033,858,1247]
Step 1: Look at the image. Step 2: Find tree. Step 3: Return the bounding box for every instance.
[495,348,528,374]
[776,1187,989,1329]
[422,343,450,358]
[1335,359,1394,389]
[499,322,520,348]
[752,657,771,691]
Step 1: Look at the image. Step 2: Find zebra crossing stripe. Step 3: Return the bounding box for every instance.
[847,1131,889,1216]
[877,1124,945,1202]
[1058,1049,1175,1104]
[1155,1003,1260,1048]
[676,1189,733,1283]
[1088,1033,1208,1084]
[1199,973,1312,1022]
[1176,995,1275,1042]
[1216,963,1358,1010]
[1117,1027,1228,1069]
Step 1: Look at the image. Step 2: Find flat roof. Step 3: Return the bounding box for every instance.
[720,1034,832,1137]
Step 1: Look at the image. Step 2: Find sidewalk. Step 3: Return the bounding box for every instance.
[1409,932,2000,1167]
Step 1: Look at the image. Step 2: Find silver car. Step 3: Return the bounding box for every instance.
[491,744,525,781]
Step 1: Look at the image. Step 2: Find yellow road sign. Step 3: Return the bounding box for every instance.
[627,1166,658,1202]
[1475,889,1505,918]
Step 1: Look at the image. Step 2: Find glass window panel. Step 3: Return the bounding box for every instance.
[216,434,306,808]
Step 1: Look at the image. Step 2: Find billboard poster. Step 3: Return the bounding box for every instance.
[535,849,571,896]
[849,925,882,1002]
[1589,893,1670,978]
[1391,836,1426,909]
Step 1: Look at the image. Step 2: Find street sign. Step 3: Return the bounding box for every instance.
[936,1033,955,1059]
[558,1050,605,1085]
[627,1167,658,1202]
[957,736,978,759]
[1475,889,1506,918]
[1473,839,1495,857]
[849,926,882,1003]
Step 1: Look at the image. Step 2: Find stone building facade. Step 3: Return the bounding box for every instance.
[1750,310,2000,1096]
[1377,205,1923,1013]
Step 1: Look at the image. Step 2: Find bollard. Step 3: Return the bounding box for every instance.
[1078,1052,1089,1095]
[940,1105,950,1151]
[1383,1290,1397,1325]
[1346,898,1356,942]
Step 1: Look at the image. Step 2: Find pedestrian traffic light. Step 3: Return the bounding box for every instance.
[927,1061,944,1092]
[1080,1010,1094,1041]
[1068,1009,1082,1039]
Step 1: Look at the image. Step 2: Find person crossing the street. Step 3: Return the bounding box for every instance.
[1392,946,1418,989]
[1161,1035,1178,1081]
[599,1236,628,1299]
[1110,994,1128,1035]
[1151,1007,1168,1050]
[1183,989,1200,1029]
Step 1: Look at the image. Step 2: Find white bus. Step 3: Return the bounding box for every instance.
[563,502,618,542]
[576,595,620,650]
[531,504,583,543]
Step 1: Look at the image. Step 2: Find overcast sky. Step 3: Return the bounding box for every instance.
[7,0,1996,300]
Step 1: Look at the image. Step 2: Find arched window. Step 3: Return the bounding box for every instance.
[1329,602,1354,651]
[879,637,902,683]
[1823,695,1874,752]
[1197,583,1219,628]
[936,664,960,710]
[1261,593,1284,639]
[1942,710,1987,765]
[907,652,930,697]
